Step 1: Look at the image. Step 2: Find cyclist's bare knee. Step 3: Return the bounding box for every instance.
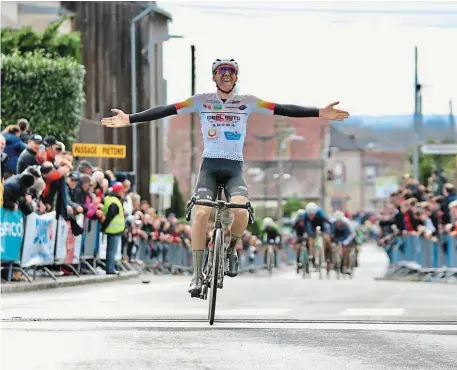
[230,196,249,231]
[193,205,212,226]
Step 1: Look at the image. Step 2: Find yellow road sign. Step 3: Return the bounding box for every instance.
[72,143,126,158]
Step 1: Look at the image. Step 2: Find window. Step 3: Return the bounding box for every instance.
[365,166,376,184]
[333,162,346,184]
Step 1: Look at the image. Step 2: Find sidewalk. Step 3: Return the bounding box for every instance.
[1,271,140,294]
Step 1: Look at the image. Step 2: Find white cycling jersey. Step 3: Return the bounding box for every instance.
[175,93,275,161]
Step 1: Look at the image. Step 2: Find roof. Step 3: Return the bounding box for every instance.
[330,123,363,151]
[137,1,173,21]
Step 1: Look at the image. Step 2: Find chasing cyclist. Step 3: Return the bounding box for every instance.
[102,58,350,297]
[260,217,282,269]
[331,211,357,274]
[297,202,333,269]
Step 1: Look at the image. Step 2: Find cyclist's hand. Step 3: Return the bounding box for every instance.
[101,109,130,128]
[319,102,349,121]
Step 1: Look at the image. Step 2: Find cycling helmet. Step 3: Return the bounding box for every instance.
[306,202,318,214]
[262,217,274,228]
[334,211,345,221]
[212,58,239,74]
[212,58,239,94]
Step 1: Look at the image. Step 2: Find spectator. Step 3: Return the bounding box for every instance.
[42,135,61,164]
[441,183,456,225]
[17,134,43,173]
[77,160,94,175]
[2,125,26,177]
[2,172,35,215]
[100,182,126,275]
[1,134,7,181]
[17,118,30,143]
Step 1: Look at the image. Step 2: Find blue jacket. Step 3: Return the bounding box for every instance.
[3,133,26,174]
[299,209,331,234]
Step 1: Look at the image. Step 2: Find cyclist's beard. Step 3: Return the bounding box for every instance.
[216,80,236,94]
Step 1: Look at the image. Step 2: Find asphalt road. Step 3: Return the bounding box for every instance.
[2,244,457,370]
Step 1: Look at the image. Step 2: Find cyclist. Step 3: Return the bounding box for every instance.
[102,58,350,297]
[331,210,357,274]
[260,217,282,268]
[297,202,332,268]
[292,209,307,268]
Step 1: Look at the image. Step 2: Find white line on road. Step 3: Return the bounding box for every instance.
[3,321,457,331]
[339,308,405,316]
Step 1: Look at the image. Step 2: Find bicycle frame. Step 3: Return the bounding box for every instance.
[186,185,255,325]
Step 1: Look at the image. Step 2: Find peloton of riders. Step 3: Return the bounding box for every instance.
[260,202,360,275]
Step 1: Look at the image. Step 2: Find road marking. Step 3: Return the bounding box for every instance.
[3,321,457,331]
[339,308,405,316]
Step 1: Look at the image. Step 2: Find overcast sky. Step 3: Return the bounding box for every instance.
[159,1,457,116]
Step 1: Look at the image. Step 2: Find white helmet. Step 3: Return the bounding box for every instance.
[263,217,274,228]
[306,202,318,214]
[334,211,345,221]
[212,58,239,74]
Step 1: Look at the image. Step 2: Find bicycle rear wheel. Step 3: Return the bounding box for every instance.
[268,246,274,276]
[209,229,222,325]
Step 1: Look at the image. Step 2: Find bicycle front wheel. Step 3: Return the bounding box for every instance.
[209,229,222,325]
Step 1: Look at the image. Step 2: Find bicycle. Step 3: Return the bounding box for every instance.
[264,239,278,277]
[296,235,310,278]
[314,227,325,279]
[330,241,342,280]
[186,184,255,325]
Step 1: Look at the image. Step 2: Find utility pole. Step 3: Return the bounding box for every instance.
[413,46,421,181]
[190,45,196,195]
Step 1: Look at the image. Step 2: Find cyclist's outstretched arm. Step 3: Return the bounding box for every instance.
[101,97,198,127]
[250,97,349,121]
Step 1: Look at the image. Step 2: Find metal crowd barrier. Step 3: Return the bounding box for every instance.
[383,234,457,283]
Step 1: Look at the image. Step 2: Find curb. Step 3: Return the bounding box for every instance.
[1,271,140,294]
[375,276,457,284]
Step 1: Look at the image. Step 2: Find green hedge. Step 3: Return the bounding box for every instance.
[1,16,81,62]
[1,52,85,147]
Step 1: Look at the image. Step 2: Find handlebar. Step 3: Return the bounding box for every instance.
[185,197,255,225]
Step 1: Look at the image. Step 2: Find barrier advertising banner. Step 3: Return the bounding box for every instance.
[65,215,84,264]
[81,219,98,259]
[21,212,57,267]
[55,215,84,264]
[0,207,24,262]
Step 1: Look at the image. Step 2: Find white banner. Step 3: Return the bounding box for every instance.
[98,232,107,259]
[149,174,174,196]
[375,176,399,198]
[21,212,57,267]
[55,217,69,263]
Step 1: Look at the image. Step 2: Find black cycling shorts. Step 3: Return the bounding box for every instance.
[194,158,249,201]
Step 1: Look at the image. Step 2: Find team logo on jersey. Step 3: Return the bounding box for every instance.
[203,104,212,109]
[213,104,223,110]
[207,128,217,138]
[207,114,240,123]
[238,105,247,111]
[224,131,242,141]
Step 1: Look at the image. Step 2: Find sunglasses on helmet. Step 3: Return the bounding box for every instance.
[215,66,237,75]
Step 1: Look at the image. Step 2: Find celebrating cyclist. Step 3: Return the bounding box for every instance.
[297,202,332,268]
[331,211,357,274]
[260,217,282,269]
[102,58,350,297]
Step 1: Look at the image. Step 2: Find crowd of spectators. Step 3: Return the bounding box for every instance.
[0,119,195,280]
[377,172,456,247]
